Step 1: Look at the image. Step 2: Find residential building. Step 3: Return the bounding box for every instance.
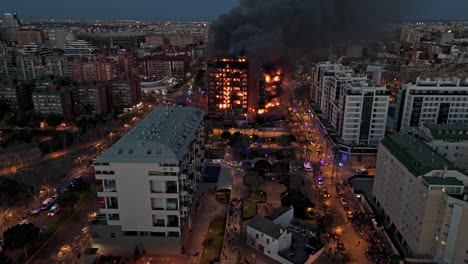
[108,78,142,110]
[16,53,43,80]
[139,54,190,80]
[76,32,146,49]
[0,12,21,43]
[395,78,468,132]
[414,123,468,172]
[311,62,354,111]
[32,85,74,121]
[17,29,46,46]
[0,80,33,111]
[69,57,116,82]
[74,83,110,115]
[336,81,390,146]
[44,51,68,77]
[90,106,205,255]
[373,134,468,263]
[64,40,96,57]
[207,57,249,125]
[247,207,293,263]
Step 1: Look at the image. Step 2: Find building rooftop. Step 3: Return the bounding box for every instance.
[423,123,468,140]
[265,207,293,222]
[248,215,284,239]
[97,106,204,164]
[422,176,464,187]
[381,134,456,176]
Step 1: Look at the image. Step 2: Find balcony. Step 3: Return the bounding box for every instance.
[89,214,108,226]
[153,220,165,227]
[166,185,178,194]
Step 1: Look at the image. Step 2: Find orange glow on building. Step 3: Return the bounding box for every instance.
[208,57,249,124]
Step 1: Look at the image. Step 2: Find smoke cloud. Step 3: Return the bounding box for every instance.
[207,0,402,69]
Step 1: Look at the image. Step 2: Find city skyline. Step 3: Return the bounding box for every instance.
[2,0,468,21]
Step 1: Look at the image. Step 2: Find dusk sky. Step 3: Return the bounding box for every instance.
[1,0,468,21]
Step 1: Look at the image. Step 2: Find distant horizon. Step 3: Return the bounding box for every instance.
[2,0,468,22]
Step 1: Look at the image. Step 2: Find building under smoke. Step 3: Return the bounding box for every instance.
[207,57,249,125]
[206,0,400,71]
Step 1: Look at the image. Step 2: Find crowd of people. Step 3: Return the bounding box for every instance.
[350,211,391,264]
[221,197,242,261]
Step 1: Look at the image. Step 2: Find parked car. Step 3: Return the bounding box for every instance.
[19,219,29,225]
[41,198,54,211]
[322,191,331,198]
[47,204,60,216]
[28,208,41,216]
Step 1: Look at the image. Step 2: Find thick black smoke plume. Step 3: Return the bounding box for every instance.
[206,0,402,69]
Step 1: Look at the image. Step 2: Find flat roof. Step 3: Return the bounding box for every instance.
[217,167,233,191]
[423,123,468,140]
[248,215,284,239]
[422,176,464,187]
[380,134,456,176]
[97,106,204,164]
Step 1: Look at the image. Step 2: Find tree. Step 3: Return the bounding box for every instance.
[68,177,90,193]
[57,192,79,212]
[245,172,264,194]
[277,134,294,146]
[0,177,22,206]
[0,252,13,264]
[281,190,314,219]
[45,114,63,127]
[220,131,232,141]
[3,223,39,249]
[254,160,272,174]
[272,162,289,174]
[0,101,11,120]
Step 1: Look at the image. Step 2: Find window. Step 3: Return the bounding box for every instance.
[267,239,269,245]
[151,232,166,237]
[92,232,100,238]
[124,231,138,236]
[139,232,149,236]
[110,232,116,238]
[256,234,259,239]
[168,232,180,237]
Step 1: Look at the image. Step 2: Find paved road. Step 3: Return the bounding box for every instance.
[28,192,99,264]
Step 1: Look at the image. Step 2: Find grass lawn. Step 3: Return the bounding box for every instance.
[200,215,226,264]
[242,191,267,220]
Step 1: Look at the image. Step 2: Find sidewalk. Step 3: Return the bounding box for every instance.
[220,167,249,263]
[182,184,227,264]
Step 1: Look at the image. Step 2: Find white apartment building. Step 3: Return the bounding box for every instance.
[336,82,389,146]
[396,78,468,132]
[90,106,205,255]
[414,123,468,172]
[311,62,354,116]
[373,134,468,263]
[247,207,293,263]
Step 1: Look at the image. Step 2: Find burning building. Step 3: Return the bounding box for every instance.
[207,57,249,125]
[258,66,283,115]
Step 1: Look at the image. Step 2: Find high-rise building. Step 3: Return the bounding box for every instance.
[139,54,190,80]
[74,83,110,115]
[207,57,249,125]
[311,62,355,113]
[17,29,46,46]
[0,80,33,111]
[412,123,468,172]
[0,12,21,44]
[335,81,389,146]
[32,85,74,121]
[109,78,142,110]
[69,57,116,82]
[373,134,468,263]
[89,106,205,255]
[44,51,68,77]
[395,78,468,132]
